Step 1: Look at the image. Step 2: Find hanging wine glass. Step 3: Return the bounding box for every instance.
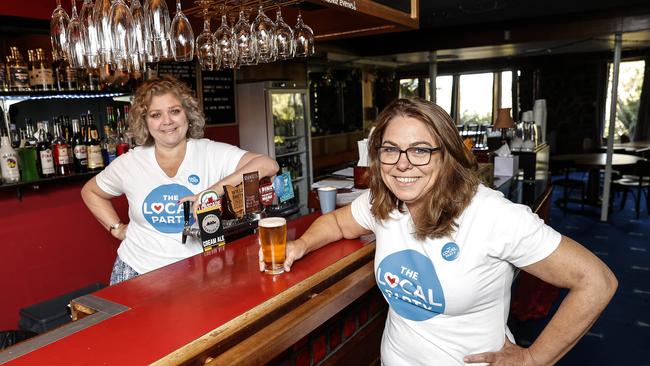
[144,0,172,62]
[50,0,70,61]
[252,4,276,63]
[293,11,314,58]
[130,0,147,71]
[196,10,218,70]
[109,0,135,71]
[94,0,113,65]
[170,0,194,62]
[79,0,99,68]
[213,12,238,69]
[274,6,293,60]
[233,8,255,66]
[66,0,85,68]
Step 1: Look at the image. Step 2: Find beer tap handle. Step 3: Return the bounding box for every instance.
[182,201,190,244]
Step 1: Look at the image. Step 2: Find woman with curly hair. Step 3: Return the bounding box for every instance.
[82,76,278,285]
[271,98,616,365]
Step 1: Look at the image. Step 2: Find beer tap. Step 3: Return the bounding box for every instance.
[182,201,200,244]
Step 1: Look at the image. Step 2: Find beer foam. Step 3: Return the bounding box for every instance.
[259,217,286,228]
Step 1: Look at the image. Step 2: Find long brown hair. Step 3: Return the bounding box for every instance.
[128,76,205,146]
[368,98,480,240]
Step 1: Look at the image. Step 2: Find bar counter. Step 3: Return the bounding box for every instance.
[1,212,378,365]
[1,176,553,365]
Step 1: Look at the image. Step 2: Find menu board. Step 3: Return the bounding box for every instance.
[148,62,234,125]
[156,61,197,91]
[201,69,236,125]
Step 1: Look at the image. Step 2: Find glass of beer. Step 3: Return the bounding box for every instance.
[258,217,287,274]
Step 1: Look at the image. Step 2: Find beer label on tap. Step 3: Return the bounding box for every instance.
[224,183,244,219]
[196,190,226,251]
[243,171,260,214]
[273,172,295,203]
[259,177,275,206]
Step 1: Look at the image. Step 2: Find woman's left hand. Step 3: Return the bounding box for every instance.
[178,194,199,222]
[464,338,536,365]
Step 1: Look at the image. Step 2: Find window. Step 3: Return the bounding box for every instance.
[500,71,512,108]
[603,60,646,141]
[397,70,515,124]
[459,73,493,125]
[399,78,419,98]
[434,76,453,115]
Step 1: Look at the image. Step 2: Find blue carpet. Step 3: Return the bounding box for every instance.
[509,176,650,365]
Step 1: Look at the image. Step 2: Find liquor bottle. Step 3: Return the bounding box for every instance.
[7,46,30,91]
[52,123,72,176]
[0,58,7,91]
[102,125,117,165]
[27,49,36,89]
[36,125,55,178]
[86,113,104,170]
[56,56,78,91]
[105,106,115,129]
[42,120,54,143]
[71,118,87,173]
[30,48,55,91]
[116,118,130,156]
[123,105,136,148]
[0,133,20,183]
[25,121,37,146]
[9,123,20,148]
[84,67,100,91]
[18,128,39,181]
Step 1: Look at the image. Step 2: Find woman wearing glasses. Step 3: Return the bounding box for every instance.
[272,98,616,365]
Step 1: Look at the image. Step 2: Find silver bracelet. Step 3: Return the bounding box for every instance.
[109,222,123,232]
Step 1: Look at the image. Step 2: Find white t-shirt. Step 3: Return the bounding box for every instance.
[351,184,561,366]
[96,138,247,274]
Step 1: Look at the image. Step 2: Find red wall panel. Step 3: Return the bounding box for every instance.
[0,180,126,330]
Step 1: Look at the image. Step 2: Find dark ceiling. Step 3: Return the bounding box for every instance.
[321,0,650,64]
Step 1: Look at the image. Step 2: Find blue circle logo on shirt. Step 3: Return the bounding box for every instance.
[188,174,200,185]
[441,242,460,261]
[376,249,445,321]
[142,184,194,233]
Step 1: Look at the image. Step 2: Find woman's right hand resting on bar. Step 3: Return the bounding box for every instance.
[258,238,308,272]
[258,206,371,273]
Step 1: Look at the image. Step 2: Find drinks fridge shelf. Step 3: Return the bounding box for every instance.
[237,81,313,211]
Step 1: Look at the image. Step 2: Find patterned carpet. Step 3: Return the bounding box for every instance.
[509,176,650,365]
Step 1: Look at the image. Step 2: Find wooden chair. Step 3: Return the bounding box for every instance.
[612,159,650,219]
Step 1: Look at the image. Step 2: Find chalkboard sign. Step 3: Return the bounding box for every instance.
[201,69,235,125]
[156,61,197,91]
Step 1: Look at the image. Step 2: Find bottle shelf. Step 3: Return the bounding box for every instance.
[0,171,99,198]
[275,135,305,140]
[275,149,306,158]
[0,90,128,101]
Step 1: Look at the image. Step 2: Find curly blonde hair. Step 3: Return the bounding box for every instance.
[128,76,205,146]
[368,98,480,240]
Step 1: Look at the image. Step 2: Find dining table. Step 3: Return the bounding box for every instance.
[612,140,650,154]
[551,153,646,206]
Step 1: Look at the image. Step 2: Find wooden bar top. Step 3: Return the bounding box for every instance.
[2,212,376,365]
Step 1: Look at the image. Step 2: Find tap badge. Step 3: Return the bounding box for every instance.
[196,190,225,251]
[201,214,221,234]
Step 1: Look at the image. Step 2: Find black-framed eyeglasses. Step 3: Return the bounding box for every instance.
[376,146,441,166]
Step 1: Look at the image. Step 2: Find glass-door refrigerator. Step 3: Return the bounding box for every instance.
[237,81,312,212]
